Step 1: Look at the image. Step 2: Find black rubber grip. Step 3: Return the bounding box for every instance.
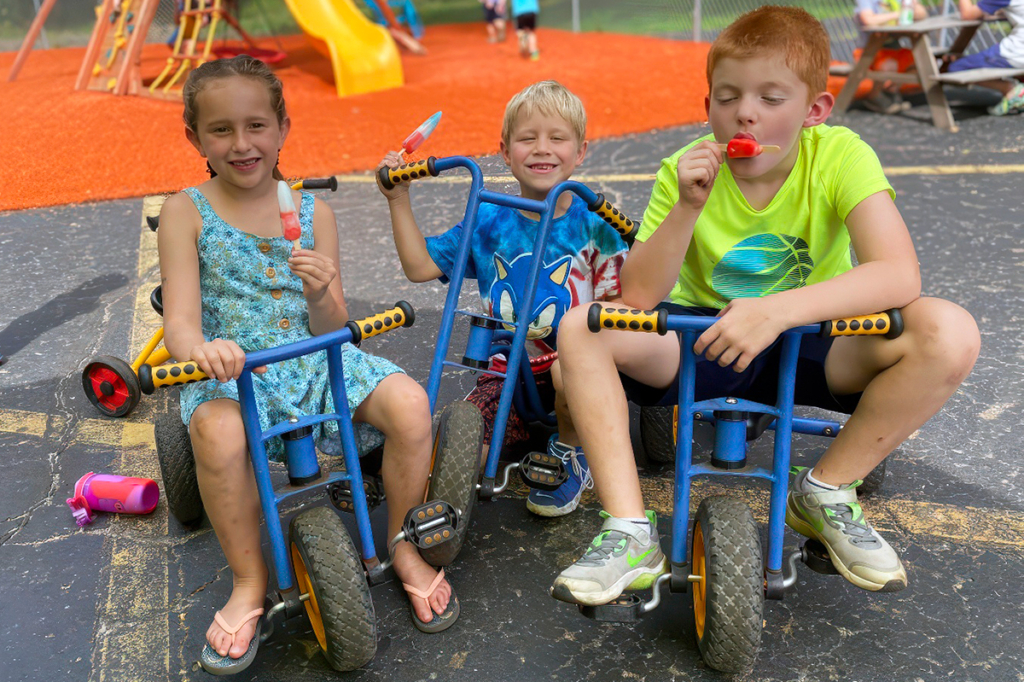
[345,301,416,346]
[298,177,338,191]
[586,302,667,335]
[378,157,438,190]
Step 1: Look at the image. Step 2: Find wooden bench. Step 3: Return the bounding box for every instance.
[933,67,1024,85]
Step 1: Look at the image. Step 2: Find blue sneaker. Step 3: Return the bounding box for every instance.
[527,436,593,517]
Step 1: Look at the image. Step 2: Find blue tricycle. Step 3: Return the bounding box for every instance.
[572,302,903,672]
[378,155,639,566]
[141,301,461,673]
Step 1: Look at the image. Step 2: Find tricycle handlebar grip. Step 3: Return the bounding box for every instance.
[377,157,438,190]
[587,193,638,245]
[345,301,416,346]
[292,177,338,191]
[819,308,903,339]
[586,303,667,335]
[138,361,208,395]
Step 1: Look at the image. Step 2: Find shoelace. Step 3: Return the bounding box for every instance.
[574,530,629,567]
[823,503,881,548]
[566,450,595,491]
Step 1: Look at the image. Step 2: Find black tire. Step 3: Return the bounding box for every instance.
[155,410,203,526]
[82,355,141,417]
[421,401,484,567]
[857,457,887,497]
[640,405,676,464]
[692,496,763,673]
[290,507,376,671]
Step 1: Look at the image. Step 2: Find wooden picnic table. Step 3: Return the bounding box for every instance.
[833,15,1006,132]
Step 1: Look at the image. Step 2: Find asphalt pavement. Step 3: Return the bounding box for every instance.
[1,91,1023,682]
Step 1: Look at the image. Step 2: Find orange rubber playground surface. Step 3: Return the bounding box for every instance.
[0,24,711,213]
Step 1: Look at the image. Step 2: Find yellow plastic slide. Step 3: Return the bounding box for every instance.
[282,0,404,97]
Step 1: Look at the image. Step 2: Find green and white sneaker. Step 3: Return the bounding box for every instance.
[550,511,668,606]
[988,83,1024,116]
[786,468,907,592]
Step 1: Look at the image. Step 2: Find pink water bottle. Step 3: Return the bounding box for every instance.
[66,472,160,527]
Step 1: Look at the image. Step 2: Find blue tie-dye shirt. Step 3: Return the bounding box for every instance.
[425,194,628,356]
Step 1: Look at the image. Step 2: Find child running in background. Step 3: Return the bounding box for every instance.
[376,81,628,518]
[949,0,1024,115]
[480,0,507,43]
[512,0,541,59]
[159,56,459,673]
[550,6,980,606]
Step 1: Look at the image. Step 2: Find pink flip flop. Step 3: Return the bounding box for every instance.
[403,568,460,634]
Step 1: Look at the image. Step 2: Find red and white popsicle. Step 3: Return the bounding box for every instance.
[718,136,781,158]
[278,180,301,250]
[401,111,442,155]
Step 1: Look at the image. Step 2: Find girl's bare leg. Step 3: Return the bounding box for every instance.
[354,374,449,624]
[190,399,268,658]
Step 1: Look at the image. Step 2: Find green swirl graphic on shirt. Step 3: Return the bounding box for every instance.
[711,234,814,298]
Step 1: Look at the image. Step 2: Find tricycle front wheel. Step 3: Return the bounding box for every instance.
[692,496,763,672]
[290,506,376,671]
[82,355,140,417]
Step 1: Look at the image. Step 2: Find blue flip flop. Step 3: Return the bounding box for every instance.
[198,606,266,675]
[404,568,460,634]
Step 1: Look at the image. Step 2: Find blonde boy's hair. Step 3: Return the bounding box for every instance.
[501,80,587,149]
[706,6,830,100]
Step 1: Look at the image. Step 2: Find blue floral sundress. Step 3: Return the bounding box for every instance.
[178,187,404,462]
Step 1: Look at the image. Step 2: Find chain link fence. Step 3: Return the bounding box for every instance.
[1,0,1009,61]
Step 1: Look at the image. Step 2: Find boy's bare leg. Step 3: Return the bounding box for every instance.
[550,360,579,447]
[556,305,682,518]
[817,297,980,485]
[190,400,268,659]
[354,374,451,625]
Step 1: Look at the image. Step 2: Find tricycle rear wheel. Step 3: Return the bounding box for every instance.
[155,410,203,526]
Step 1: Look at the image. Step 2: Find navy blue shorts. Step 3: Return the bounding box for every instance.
[947,43,1012,72]
[516,12,537,31]
[621,304,861,415]
[483,5,503,22]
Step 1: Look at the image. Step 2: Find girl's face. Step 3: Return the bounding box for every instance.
[186,76,289,190]
[500,110,587,202]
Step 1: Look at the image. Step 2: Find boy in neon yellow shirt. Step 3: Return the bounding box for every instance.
[549,5,981,606]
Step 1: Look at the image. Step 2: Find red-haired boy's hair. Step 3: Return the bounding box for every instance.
[706,5,830,100]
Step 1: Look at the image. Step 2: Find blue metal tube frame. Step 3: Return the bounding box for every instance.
[233,323,377,593]
[664,315,821,571]
[420,158,604,482]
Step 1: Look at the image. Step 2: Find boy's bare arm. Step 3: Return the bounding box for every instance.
[385,193,444,282]
[376,152,444,282]
[621,141,723,309]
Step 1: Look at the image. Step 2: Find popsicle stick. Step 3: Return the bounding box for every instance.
[716,143,781,153]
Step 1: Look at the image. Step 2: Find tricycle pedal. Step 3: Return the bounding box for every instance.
[578,594,645,623]
[801,539,839,575]
[327,475,384,514]
[519,451,568,490]
[401,500,459,550]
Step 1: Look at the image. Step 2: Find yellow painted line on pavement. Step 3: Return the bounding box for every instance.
[94,202,170,682]
[332,163,1024,185]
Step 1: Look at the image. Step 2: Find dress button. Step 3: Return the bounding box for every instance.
[271,289,283,299]
[279,318,290,329]
[266,267,276,278]
[258,243,271,254]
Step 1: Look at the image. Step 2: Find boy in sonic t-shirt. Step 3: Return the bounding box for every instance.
[549,6,980,607]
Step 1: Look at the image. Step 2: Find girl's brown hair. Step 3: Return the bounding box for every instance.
[706,6,830,101]
[182,55,288,180]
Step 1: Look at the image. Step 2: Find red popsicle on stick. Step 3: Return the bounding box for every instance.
[718,138,781,158]
[278,180,301,250]
[401,111,442,155]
